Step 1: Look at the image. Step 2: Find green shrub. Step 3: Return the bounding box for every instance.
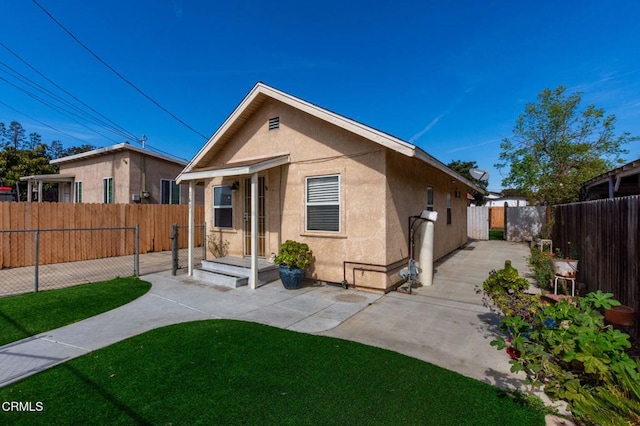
[528,247,555,291]
[491,290,640,425]
[478,260,541,323]
[274,240,313,269]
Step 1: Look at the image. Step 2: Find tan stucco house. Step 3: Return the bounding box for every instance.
[21,143,203,205]
[177,83,480,292]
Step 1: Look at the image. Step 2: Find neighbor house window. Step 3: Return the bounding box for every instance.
[103,177,113,203]
[213,185,233,228]
[446,193,452,225]
[306,174,340,232]
[161,179,181,204]
[74,181,82,203]
[426,186,434,211]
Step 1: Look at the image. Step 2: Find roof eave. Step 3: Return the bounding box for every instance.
[177,154,290,184]
[414,148,485,193]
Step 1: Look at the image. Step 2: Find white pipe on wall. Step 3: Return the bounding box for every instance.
[417,220,436,286]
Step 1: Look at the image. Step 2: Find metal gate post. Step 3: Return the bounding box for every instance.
[134,225,140,276]
[34,230,39,293]
[171,224,178,276]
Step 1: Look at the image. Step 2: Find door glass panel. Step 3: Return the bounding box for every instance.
[243,177,266,256]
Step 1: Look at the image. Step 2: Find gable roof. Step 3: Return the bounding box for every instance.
[51,142,188,166]
[177,82,481,192]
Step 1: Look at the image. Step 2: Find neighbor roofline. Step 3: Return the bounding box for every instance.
[51,142,188,166]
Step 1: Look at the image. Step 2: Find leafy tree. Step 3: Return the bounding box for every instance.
[8,121,26,149]
[496,86,636,204]
[46,140,95,159]
[0,122,6,148]
[447,160,487,205]
[27,132,42,150]
[0,120,95,200]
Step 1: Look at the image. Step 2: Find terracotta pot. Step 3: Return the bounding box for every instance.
[552,259,579,278]
[604,305,635,327]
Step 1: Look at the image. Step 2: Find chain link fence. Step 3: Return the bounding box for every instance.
[0,227,139,297]
[171,224,206,275]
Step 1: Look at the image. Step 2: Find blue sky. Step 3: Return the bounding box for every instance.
[1,1,639,191]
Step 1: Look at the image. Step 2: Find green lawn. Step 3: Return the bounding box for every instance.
[0,320,545,425]
[0,277,151,346]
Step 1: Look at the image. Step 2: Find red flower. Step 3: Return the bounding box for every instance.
[506,346,521,359]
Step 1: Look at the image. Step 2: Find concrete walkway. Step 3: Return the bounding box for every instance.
[0,240,531,391]
[0,271,381,387]
[323,239,532,389]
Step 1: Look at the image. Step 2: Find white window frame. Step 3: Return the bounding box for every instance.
[103,177,113,204]
[213,185,233,228]
[74,181,82,203]
[161,179,181,205]
[305,174,341,233]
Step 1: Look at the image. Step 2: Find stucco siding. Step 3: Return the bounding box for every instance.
[385,150,468,263]
[58,148,202,204]
[203,99,388,288]
[59,151,129,203]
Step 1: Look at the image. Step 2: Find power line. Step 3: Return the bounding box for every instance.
[1,42,139,142]
[0,99,95,145]
[0,60,135,141]
[0,76,121,144]
[31,0,209,141]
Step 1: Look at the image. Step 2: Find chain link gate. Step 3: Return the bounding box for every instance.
[171,223,206,275]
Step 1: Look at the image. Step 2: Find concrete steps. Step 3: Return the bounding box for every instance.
[193,258,280,288]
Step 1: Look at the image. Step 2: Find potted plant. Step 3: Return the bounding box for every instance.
[274,240,313,290]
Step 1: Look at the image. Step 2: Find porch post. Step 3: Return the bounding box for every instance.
[188,180,195,276]
[250,172,258,289]
[37,180,43,202]
[27,180,32,202]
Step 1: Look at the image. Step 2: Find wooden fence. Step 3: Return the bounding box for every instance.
[0,202,205,268]
[552,195,639,314]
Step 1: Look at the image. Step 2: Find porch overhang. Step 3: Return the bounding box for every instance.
[180,154,290,288]
[176,154,290,183]
[19,173,76,183]
[19,173,76,202]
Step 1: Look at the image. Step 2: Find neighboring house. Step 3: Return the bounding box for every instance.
[20,143,203,204]
[177,83,482,293]
[485,197,529,207]
[581,157,640,200]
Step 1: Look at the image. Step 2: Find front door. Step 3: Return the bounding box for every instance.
[243,176,266,257]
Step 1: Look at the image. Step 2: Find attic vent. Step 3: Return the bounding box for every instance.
[268,117,280,131]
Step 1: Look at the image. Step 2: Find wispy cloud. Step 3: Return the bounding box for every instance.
[409,112,447,143]
[409,87,473,143]
[447,138,501,154]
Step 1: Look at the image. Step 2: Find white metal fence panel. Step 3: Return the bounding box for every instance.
[505,206,547,242]
[467,206,489,240]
